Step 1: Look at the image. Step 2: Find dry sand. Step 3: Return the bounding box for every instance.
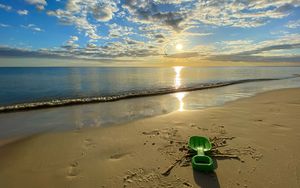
[0,88,300,188]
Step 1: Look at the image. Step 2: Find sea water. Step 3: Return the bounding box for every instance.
[0,66,300,138]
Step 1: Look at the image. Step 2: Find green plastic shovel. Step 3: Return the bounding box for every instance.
[188,136,214,171]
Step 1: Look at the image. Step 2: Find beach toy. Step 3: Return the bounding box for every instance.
[188,136,214,171]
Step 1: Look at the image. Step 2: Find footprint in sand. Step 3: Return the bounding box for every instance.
[79,138,96,158]
[142,129,160,136]
[122,168,192,188]
[83,138,96,149]
[271,124,291,131]
[65,139,96,180]
[109,152,130,161]
[142,128,181,142]
[190,123,210,132]
[160,128,179,140]
[189,123,197,128]
[67,161,80,179]
[210,125,227,134]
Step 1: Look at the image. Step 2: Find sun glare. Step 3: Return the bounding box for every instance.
[174,92,186,111]
[176,44,183,50]
[174,66,183,89]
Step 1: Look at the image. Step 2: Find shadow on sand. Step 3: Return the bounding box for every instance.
[192,159,220,188]
[193,170,220,188]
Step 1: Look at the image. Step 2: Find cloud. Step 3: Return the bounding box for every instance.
[25,0,47,10]
[0,46,66,59]
[92,2,118,22]
[45,0,300,56]
[153,0,193,4]
[123,0,187,31]
[0,34,160,60]
[0,23,11,27]
[17,10,29,15]
[62,36,79,49]
[154,34,165,39]
[209,34,300,62]
[215,40,255,55]
[47,9,100,39]
[165,52,199,58]
[21,24,44,32]
[220,40,253,46]
[108,23,134,38]
[120,0,300,34]
[210,54,300,63]
[94,38,160,58]
[119,0,300,47]
[47,0,119,39]
[12,0,300,34]
[65,0,118,21]
[2,0,300,64]
[2,34,300,63]
[180,31,212,37]
[236,43,300,56]
[189,0,300,28]
[0,3,29,15]
[286,20,300,29]
[69,36,78,42]
[0,3,12,11]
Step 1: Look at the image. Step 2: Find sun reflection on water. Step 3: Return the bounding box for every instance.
[173,66,183,89]
[173,92,186,111]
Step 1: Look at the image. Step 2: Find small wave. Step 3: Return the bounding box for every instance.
[0,76,297,113]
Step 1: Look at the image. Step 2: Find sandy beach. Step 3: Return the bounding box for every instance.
[0,88,300,188]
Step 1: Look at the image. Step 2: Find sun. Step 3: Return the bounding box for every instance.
[176,43,183,50]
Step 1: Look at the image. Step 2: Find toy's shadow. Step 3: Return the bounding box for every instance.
[193,159,220,188]
[193,170,220,188]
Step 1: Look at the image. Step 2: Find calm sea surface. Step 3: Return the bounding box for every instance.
[1,66,300,106]
[0,66,300,139]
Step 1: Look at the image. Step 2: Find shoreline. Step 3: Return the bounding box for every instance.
[0,76,294,113]
[0,88,300,187]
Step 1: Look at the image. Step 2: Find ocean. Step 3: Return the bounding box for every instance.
[0,66,300,138]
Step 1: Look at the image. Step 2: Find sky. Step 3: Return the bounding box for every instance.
[0,0,300,66]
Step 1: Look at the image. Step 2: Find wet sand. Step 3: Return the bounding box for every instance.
[0,88,300,188]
